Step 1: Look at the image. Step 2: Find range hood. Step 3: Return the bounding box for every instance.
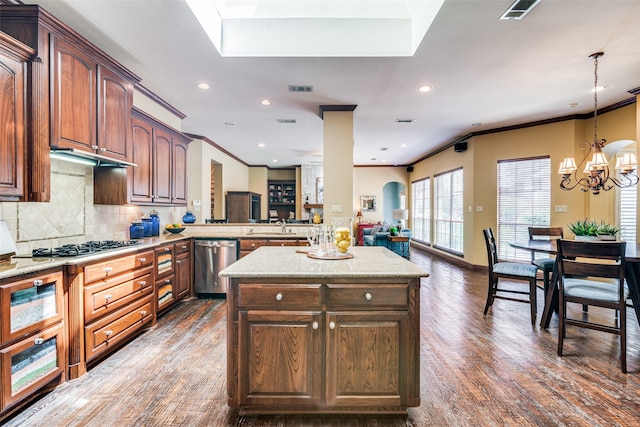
[50,148,136,167]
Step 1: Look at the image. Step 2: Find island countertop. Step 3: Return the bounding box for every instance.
[219,245,429,279]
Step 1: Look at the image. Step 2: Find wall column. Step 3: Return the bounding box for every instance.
[320,105,357,223]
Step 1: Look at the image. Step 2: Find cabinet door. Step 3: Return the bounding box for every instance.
[129,117,153,203]
[171,138,188,205]
[97,64,132,162]
[174,251,191,300]
[152,128,172,204]
[1,322,65,411]
[238,310,322,409]
[51,36,96,153]
[0,45,25,200]
[325,311,407,407]
[156,275,175,313]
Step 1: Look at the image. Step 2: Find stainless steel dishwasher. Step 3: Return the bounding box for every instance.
[194,239,238,297]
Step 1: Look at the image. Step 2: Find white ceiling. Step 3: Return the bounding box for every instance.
[19,0,640,168]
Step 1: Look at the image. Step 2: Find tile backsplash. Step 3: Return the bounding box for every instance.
[0,158,187,255]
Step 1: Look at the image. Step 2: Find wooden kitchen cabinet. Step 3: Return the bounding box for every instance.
[155,244,175,313]
[127,108,191,206]
[229,279,419,413]
[174,240,192,300]
[0,33,32,202]
[226,191,261,223]
[0,270,66,415]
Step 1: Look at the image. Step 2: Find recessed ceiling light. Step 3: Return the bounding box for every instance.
[261,99,272,106]
[591,85,609,92]
[401,144,407,148]
[197,82,210,90]
[418,85,433,93]
[272,159,278,163]
[258,143,265,148]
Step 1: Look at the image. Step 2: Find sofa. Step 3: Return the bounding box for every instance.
[363,225,411,258]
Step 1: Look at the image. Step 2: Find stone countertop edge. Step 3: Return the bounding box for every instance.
[219,246,429,279]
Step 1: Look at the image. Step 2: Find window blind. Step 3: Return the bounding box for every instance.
[411,178,431,244]
[434,168,463,253]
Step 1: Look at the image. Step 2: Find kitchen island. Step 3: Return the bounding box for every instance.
[219,246,428,414]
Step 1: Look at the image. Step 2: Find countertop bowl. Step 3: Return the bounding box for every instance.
[165,227,185,234]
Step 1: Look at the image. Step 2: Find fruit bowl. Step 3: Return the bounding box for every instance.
[165,226,185,234]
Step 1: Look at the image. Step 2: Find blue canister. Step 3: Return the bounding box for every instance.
[141,217,153,237]
[182,211,196,224]
[129,221,144,239]
[149,211,160,236]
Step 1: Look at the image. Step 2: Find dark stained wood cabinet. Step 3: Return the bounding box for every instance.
[127,108,191,206]
[0,33,32,201]
[97,65,133,162]
[226,191,261,223]
[174,241,192,300]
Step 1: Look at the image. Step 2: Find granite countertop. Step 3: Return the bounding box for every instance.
[219,246,429,279]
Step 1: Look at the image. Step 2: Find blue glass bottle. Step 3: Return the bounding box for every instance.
[182,211,196,224]
[149,211,160,236]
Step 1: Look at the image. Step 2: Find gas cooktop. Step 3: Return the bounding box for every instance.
[24,240,139,258]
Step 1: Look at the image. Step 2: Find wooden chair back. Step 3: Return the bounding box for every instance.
[528,227,563,240]
[557,239,625,281]
[483,228,499,269]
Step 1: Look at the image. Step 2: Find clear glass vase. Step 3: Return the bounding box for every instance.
[331,217,354,255]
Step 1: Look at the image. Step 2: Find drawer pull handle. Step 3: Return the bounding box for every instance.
[329,321,336,330]
[105,330,113,337]
[364,292,373,301]
[139,257,146,263]
[164,247,171,252]
[33,279,43,287]
[139,280,146,286]
[312,321,319,330]
[104,267,113,275]
[275,293,283,301]
[104,294,112,302]
[34,337,44,345]
[176,260,181,264]
[180,245,187,249]
[140,310,147,316]
[164,279,172,284]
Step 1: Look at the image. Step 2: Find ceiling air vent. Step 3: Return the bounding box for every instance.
[288,85,313,92]
[277,119,297,124]
[499,0,541,20]
[395,119,415,123]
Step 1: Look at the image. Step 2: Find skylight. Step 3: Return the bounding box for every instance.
[186,0,445,57]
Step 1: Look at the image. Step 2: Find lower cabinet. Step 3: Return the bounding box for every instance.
[174,240,192,300]
[0,270,66,415]
[155,239,192,315]
[230,280,419,413]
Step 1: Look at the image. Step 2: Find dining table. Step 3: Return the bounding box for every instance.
[509,239,640,329]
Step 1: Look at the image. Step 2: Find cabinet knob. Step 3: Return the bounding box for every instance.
[329,321,336,330]
[312,321,319,330]
[275,292,283,301]
[105,330,113,337]
[164,279,171,284]
[91,145,99,150]
[180,245,187,249]
[164,247,171,252]
[251,243,256,247]
[34,337,44,345]
[139,280,146,286]
[99,147,106,152]
[364,292,373,301]
[33,279,43,287]
[104,266,113,275]
[139,257,146,263]
[104,294,112,302]
[140,310,147,316]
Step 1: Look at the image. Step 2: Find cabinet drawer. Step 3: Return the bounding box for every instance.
[155,245,174,277]
[84,250,154,283]
[1,322,65,411]
[238,284,322,309]
[84,295,153,362]
[326,284,409,308]
[1,271,64,346]
[84,268,153,323]
[174,240,191,254]
[267,239,300,246]
[240,239,268,251]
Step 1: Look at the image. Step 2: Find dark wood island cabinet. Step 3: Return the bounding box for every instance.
[220,246,428,414]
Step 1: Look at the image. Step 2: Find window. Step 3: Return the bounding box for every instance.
[497,157,551,261]
[434,168,463,254]
[618,184,637,242]
[411,178,430,244]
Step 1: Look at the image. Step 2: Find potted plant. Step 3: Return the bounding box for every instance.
[596,222,621,240]
[568,218,600,240]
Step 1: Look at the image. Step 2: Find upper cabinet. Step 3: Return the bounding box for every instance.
[127,108,191,206]
[0,5,140,201]
[0,33,33,202]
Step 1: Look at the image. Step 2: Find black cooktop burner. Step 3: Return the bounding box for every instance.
[31,240,139,258]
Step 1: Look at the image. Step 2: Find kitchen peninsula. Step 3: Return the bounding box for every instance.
[220,246,428,414]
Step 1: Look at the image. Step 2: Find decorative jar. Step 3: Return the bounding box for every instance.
[331,217,354,255]
[141,216,153,237]
[149,210,160,236]
[129,221,144,239]
[182,210,196,224]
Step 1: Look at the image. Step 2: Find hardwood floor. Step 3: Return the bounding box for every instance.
[4,247,640,426]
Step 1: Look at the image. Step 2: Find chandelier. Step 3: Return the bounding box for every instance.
[558,52,638,195]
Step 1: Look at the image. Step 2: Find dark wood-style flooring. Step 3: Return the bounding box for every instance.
[4,247,640,426]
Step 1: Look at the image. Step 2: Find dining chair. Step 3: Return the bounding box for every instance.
[556,239,628,373]
[528,227,563,293]
[483,228,540,325]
